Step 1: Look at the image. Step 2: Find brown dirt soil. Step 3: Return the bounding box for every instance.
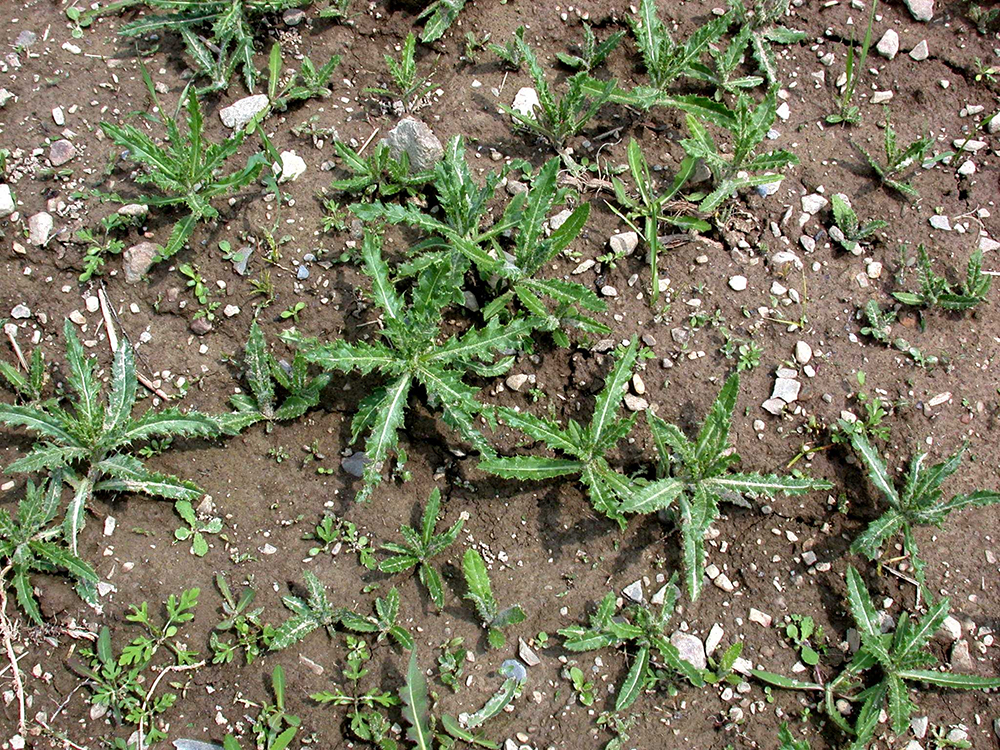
[2,0,1000,749]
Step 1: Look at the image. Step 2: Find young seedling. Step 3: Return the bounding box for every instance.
[462,548,526,649]
[556,23,625,72]
[619,372,831,599]
[753,567,1000,749]
[480,338,643,528]
[75,212,141,282]
[318,0,351,21]
[75,588,201,747]
[829,193,886,254]
[0,475,98,624]
[568,666,596,706]
[559,577,704,712]
[329,140,434,198]
[226,665,300,750]
[609,139,710,302]
[100,68,267,262]
[0,321,219,555]
[266,42,342,112]
[218,320,331,435]
[306,514,378,569]
[688,24,765,96]
[892,245,992,313]
[0,340,49,405]
[312,636,399,749]
[210,572,267,665]
[498,33,616,168]
[784,614,824,667]
[284,230,534,502]
[270,571,347,649]
[778,723,811,750]
[858,300,939,367]
[679,88,798,212]
[366,33,436,112]
[827,0,877,125]
[379,487,464,610]
[854,113,935,199]
[628,0,730,90]
[489,26,527,70]
[840,421,1000,599]
[173,499,222,557]
[418,0,467,43]
[726,0,806,85]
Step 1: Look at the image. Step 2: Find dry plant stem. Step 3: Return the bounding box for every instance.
[35,718,89,750]
[3,325,29,372]
[136,660,205,749]
[357,126,380,155]
[0,564,27,738]
[97,287,171,401]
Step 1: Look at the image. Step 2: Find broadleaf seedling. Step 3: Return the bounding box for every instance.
[462,548,526,649]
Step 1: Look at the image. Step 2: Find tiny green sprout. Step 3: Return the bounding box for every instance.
[893,245,992,313]
[854,111,938,199]
[280,301,306,322]
[173,499,223,557]
[365,32,436,112]
[462,548,526,649]
[784,614,823,667]
[568,666,596,706]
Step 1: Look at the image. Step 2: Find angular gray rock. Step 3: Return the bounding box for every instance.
[122,241,162,283]
[876,29,899,60]
[49,139,77,166]
[903,0,933,21]
[909,40,929,61]
[669,632,707,670]
[341,451,368,478]
[381,117,443,172]
[0,184,13,217]
[219,94,269,129]
[28,212,53,246]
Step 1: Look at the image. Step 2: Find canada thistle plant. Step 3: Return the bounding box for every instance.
[283,230,535,502]
[0,321,219,554]
[480,338,642,528]
[754,567,1000,750]
[892,245,992,313]
[854,112,936,199]
[629,0,730,90]
[356,140,608,345]
[462,548,526,649]
[217,320,330,434]
[618,373,832,599]
[100,67,267,263]
[329,140,434,198]
[840,421,1000,599]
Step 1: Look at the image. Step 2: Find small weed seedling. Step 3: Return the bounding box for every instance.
[499,33,616,168]
[305,514,378,569]
[269,571,346,649]
[101,70,267,262]
[703,642,744,685]
[75,212,141,282]
[75,589,201,747]
[568,666,596,706]
[609,138,710,302]
[0,475,98,623]
[556,24,625,72]
[0,340,49,405]
[236,665,300,750]
[219,321,330,435]
[312,636,399,749]
[419,0,467,42]
[285,230,534,501]
[210,573,267,665]
[379,487,464,610]
[173,499,222,557]
[829,194,886,254]
[266,42,342,112]
[463,548,526,649]
[680,88,798,212]
[778,723,811,750]
[841,421,1000,599]
[753,567,1000,749]
[629,0,729,90]
[280,301,306,323]
[783,614,824,667]
[329,140,434,197]
[489,26,527,70]
[341,586,415,651]
[0,321,219,555]
[859,300,938,367]
[619,372,831,598]
[481,338,643,528]
[688,24,765,96]
[559,578,704,712]
[893,245,992,313]
[827,0,877,125]
[366,33,436,112]
[437,637,467,691]
[726,0,806,85]
[855,113,936,199]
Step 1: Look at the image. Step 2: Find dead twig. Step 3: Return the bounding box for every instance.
[3,323,30,372]
[0,564,27,738]
[97,287,170,402]
[137,660,204,749]
[357,126,380,156]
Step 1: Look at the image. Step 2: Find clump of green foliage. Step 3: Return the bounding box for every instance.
[560,576,704,712]
[218,321,330,434]
[827,0,877,124]
[0,475,98,623]
[462,548,526,649]
[489,26,527,70]
[481,338,642,528]
[893,245,992,312]
[0,321,219,555]
[841,421,1000,598]
[329,141,434,198]
[75,588,201,747]
[366,32,436,112]
[858,300,939,367]
[75,212,142,282]
[379,487,463,611]
[210,573,268,665]
[266,42,342,112]
[0,341,49,405]
[754,567,1000,749]
[284,230,534,502]
[220,666,300,750]
[727,0,806,84]
[855,113,935,199]
[680,88,798,212]
[829,194,886,254]
[620,373,832,598]
[418,0,467,42]
[556,23,625,72]
[628,0,729,90]
[100,69,267,262]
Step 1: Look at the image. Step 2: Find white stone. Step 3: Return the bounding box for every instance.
[609,231,639,257]
[505,374,528,391]
[601,285,618,297]
[979,235,1000,253]
[867,261,883,279]
[929,215,951,231]
[713,573,735,592]
[795,341,812,364]
[801,194,828,215]
[622,580,644,603]
[219,94,269,129]
[0,184,14,217]
[669,632,707,670]
[775,102,790,121]
[549,209,573,232]
[749,608,772,628]
[705,623,725,656]
[274,150,306,183]
[762,398,785,415]
[224,304,241,318]
[909,40,929,61]
[953,139,987,152]
[911,716,929,739]
[624,394,648,412]
[903,0,934,21]
[728,275,748,291]
[958,160,976,176]
[511,87,540,120]
[772,377,801,404]
[518,638,541,666]
[987,114,1000,135]
[28,212,53,246]
[103,516,116,536]
[876,29,899,59]
[11,304,30,319]
[871,91,893,104]
[381,117,444,171]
